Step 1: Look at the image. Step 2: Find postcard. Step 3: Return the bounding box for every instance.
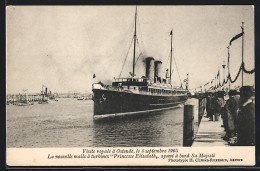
[6,5,255,166]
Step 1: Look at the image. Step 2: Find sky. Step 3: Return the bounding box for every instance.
[6,5,254,94]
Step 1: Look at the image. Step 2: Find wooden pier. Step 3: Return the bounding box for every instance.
[192,114,229,147]
[183,98,229,147]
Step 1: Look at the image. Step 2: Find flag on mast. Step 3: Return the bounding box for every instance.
[229,32,244,46]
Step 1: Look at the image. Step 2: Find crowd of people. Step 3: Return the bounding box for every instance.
[205,85,255,146]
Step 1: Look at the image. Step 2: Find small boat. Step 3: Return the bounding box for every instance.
[77,97,84,100]
[38,100,48,104]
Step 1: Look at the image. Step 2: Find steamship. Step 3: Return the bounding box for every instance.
[92,7,189,119]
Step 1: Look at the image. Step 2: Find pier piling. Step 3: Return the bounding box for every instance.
[183,104,194,147]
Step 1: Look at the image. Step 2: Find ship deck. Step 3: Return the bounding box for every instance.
[93,87,187,97]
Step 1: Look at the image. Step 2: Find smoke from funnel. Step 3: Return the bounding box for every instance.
[145,57,154,82]
[154,60,162,83]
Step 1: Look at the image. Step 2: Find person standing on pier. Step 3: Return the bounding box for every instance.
[218,91,226,124]
[211,92,218,121]
[212,92,219,121]
[206,93,214,121]
[212,91,225,121]
[236,86,255,146]
[223,90,240,141]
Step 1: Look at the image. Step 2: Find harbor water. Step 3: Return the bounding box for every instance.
[7,98,199,147]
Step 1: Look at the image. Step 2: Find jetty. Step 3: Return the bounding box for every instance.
[183,22,255,147]
[183,98,229,147]
[192,115,228,147]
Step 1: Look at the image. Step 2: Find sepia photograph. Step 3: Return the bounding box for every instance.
[6,5,255,166]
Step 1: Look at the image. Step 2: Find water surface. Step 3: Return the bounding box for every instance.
[7,98,198,147]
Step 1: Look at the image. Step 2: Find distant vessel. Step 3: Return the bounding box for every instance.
[38,85,49,104]
[16,101,34,106]
[38,100,48,104]
[77,96,84,100]
[92,7,188,119]
[84,94,93,100]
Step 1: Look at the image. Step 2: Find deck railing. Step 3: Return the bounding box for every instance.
[98,84,187,96]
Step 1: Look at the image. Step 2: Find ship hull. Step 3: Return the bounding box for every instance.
[92,89,188,119]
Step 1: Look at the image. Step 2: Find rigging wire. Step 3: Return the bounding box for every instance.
[118,37,134,78]
[119,7,146,78]
[135,53,144,66]
[135,39,144,65]
[173,53,182,86]
[136,11,146,54]
[163,51,171,75]
[117,10,136,78]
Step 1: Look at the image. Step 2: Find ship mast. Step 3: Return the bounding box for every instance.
[132,6,137,78]
[170,29,173,85]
